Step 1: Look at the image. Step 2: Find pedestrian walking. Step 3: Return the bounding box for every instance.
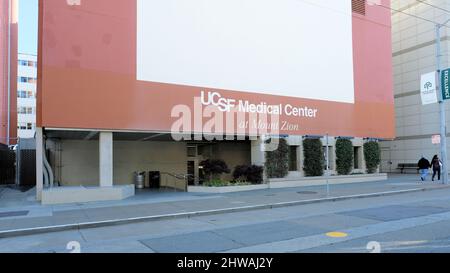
[431,155,442,182]
[418,156,431,182]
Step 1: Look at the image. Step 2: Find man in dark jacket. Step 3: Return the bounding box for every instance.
[418,157,431,181]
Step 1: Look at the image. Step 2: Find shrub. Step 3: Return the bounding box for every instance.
[246,165,264,184]
[200,159,230,181]
[233,165,264,184]
[265,138,290,178]
[335,138,354,175]
[203,179,228,187]
[364,141,381,174]
[303,138,324,177]
[203,179,251,187]
[232,165,249,182]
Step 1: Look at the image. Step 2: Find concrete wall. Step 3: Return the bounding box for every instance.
[114,141,187,189]
[59,140,99,186]
[382,0,450,173]
[211,142,252,181]
[53,140,187,188]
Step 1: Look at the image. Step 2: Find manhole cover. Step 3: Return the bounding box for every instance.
[297,191,318,195]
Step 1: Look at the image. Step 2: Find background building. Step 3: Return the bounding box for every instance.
[0,0,18,146]
[17,53,37,139]
[380,0,450,173]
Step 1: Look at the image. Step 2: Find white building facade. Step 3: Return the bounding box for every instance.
[17,53,37,139]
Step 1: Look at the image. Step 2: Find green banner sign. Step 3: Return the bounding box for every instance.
[442,68,450,100]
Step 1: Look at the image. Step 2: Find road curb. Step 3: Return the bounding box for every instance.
[0,185,448,238]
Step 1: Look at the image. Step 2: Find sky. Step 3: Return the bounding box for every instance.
[18,0,38,55]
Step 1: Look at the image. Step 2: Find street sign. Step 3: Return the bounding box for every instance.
[421,72,438,105]
[442,68,450,100]
[432,134,441,145]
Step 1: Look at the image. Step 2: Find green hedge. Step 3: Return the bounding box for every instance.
[265,138,289,178]
[303,138,324,177]
[364,141,381,174]
[335,138,354,175]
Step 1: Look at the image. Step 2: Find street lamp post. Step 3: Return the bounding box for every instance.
[436,19,450,185]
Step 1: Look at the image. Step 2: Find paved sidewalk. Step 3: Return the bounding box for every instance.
[0,174,448,237]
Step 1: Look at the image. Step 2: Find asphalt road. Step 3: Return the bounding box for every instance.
[3,186,450,253]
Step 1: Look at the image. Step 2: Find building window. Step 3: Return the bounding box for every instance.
[352,0,366,15]
[17,123,27,130]
[18,60,37,67]
[18,77,37,83]
[18,107,34,115]
[17,122,35,131]
[17,90,34,98]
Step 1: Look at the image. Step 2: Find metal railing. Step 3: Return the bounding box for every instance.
[160,172,194,192]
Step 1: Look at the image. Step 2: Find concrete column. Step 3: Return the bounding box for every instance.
[99,132,113,187]
[251,137,266,182]
[251,137,266,167]
[36,127,43,201]
[298,143,305,176]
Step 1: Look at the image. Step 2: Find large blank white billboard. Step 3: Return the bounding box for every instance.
[137,0,355,103]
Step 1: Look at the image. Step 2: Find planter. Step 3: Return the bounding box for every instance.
[41,185,135,205]
[268,173,388,188]
[188,173,388,193]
